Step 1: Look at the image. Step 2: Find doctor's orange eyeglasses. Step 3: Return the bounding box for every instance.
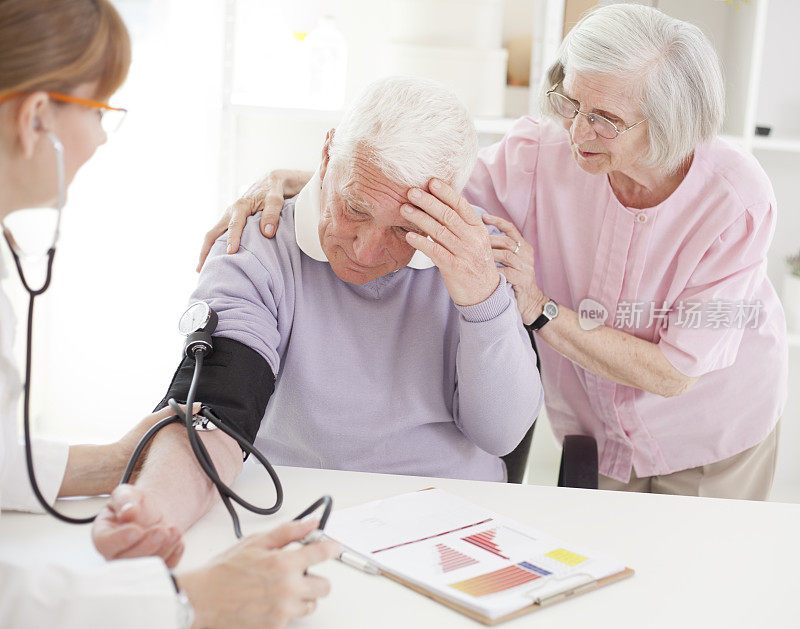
[0,91,127,133]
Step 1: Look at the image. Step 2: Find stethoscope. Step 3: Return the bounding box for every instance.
[2,129,332,538]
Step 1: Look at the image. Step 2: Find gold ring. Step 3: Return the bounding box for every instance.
[513,241,521,255]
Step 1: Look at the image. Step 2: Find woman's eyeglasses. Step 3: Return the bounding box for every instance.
[546,84,646,140]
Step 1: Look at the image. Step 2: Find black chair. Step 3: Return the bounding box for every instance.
[503,428,598,488]
[502,331,541,484]
[502,333,599,488]
[502,423,535,484]
[558,435,598,489]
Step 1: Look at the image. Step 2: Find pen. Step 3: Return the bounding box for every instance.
[339,551,380,575]
[300,529,325,545]
[298,533,378,575]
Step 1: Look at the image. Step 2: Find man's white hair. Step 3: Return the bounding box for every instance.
[540,3,724,174]
[329,76,478,192]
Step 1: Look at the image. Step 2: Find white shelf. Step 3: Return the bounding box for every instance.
[226,108,800,153]
[751,135,800,153]
[719,134,747,146]
[229,102,522,137]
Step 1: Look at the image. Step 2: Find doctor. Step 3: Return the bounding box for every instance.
[0,1,337,627]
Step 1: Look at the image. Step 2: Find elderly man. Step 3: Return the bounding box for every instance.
[92,77,542,562]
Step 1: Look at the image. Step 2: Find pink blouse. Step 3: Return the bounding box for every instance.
[464,118,788,482]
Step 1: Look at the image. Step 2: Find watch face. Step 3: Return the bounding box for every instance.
[544,301,558,318]
[178,302,210,335]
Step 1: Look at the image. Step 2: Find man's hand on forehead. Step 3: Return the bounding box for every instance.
[401,178,500,307]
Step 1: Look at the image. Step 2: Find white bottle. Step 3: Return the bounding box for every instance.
[305,15,348,110]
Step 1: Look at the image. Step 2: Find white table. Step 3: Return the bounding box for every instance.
[2,463,799,628]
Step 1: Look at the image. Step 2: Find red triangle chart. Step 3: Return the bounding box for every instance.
[462,528,509,560]
[435,543,479,573]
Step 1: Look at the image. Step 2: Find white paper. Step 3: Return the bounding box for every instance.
[326,489,627,620]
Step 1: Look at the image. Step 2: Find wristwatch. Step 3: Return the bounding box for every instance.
[170,573,195,629]
[176,589,195,629]
[528,300,559,332]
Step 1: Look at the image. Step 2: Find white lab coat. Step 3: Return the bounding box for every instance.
[0,253,176,628]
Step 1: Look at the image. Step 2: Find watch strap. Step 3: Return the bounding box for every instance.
[530,311,551,331]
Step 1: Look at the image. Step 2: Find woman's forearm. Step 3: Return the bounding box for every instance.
[58,443,126,497]
[536,304,697,397]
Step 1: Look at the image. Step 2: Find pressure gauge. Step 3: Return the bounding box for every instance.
[179,302,213,335]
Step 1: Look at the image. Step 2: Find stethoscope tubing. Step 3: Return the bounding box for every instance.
[2,131,329,537]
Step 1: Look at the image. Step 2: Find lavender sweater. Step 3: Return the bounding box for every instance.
[192,198,542,481]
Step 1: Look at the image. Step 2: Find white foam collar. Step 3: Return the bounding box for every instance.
[294,169,434,270]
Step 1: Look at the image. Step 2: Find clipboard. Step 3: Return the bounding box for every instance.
[378,565,635,625]
[326,487,635,625]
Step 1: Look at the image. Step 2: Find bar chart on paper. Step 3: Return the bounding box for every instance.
[463,526,542,561]
[462,528,507,559]
[449,564,542,597]
[436,544,479,573]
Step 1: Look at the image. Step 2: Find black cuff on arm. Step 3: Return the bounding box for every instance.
[154,336,275,446]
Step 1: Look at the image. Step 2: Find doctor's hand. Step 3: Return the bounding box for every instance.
[176,518,341,629]
[92,483,185,568]
[197,169,313,272]
[402,178,500,307]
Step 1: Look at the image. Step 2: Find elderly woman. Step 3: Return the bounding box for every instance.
[203,4,787,500]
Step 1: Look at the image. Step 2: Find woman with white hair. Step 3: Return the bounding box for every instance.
[202,4,787,500]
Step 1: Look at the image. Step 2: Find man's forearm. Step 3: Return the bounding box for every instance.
[457,331,542,456]
[455,284,542,456]
[133,423,243,532]
[145,338,274,532]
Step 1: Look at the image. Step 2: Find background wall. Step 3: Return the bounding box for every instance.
[8,0,797,501]
[3,0,227,445]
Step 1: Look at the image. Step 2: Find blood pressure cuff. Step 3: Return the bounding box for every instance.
[153,336,275,447]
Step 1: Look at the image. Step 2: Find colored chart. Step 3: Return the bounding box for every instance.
[435,544,478,573]
[462,526,541,561]
[462,529,507,559]
[518,561,552,577]
[449,564,541,597]
[546,548,587,566]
